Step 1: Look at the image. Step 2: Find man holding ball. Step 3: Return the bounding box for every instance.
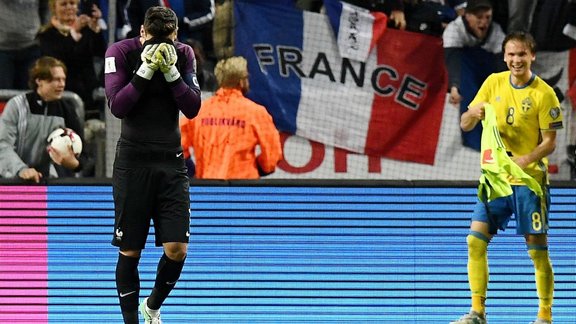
[0,56,85,183]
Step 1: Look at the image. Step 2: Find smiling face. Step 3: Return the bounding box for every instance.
[504,39,535,85]
[465,8,492,39]
[36,66,66,102]
[51,0,79,24]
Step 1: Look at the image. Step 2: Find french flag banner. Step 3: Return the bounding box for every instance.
[234,0,447,165]
[323,0,387,62]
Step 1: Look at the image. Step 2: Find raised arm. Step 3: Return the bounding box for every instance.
[460,102,486,132]
[170,43,202,119]
[104,40,145,119]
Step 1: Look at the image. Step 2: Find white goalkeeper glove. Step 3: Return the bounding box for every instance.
[153,43,180,82]
[136,44,161,80]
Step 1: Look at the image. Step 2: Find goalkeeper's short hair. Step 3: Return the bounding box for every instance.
[215,56,248,88]
[143,6,178,38]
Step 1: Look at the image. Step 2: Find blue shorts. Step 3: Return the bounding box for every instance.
[472,185,550,235]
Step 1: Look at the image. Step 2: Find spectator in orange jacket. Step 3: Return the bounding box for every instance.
[180,56,282,179]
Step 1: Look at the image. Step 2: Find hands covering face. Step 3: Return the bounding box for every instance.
[138,42,179,81]
[140,43,161,71]
[141,43,178,72]
[155,43,178,73]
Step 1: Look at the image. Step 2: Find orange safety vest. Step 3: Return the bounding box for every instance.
[180,88,282,179]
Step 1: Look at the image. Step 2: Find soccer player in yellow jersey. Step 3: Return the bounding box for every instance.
[451,31,563,324]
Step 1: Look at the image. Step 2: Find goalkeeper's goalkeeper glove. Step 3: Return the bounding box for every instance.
[154,43,180,82]
[136,44,161,80]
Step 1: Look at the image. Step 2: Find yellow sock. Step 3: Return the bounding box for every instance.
[528,247,554,321]
[467,233,489,316]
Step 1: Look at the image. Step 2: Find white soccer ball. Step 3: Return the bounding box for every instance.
[47,127,83,156]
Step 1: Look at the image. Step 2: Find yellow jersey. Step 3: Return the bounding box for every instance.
[470,71,563,183]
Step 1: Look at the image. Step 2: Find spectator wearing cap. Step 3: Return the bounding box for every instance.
[402,0,466,37]
[442,0,506,150]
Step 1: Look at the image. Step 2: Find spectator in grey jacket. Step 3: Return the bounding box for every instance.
[0,56,85,183]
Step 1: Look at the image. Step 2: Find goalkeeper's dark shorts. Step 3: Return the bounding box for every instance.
[111,147,190,250]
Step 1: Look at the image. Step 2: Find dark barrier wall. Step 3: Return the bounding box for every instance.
[0,180,574,323]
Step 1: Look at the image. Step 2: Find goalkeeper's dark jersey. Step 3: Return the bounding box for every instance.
[103,37,201,151]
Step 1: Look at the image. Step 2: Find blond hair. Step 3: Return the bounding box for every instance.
[214,56,248,88]
[39,0,79,34]
[48,0,79,15]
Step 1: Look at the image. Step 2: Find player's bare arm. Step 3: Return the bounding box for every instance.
[512,130,557,170]
[460,102,486,131]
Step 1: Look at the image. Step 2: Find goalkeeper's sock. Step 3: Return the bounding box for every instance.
[467,232,489,316]
[147,253,186,310]
[528,245,554,322]
[116,253,140,324]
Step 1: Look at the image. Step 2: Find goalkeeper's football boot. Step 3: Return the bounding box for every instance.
[139,297,162,324]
